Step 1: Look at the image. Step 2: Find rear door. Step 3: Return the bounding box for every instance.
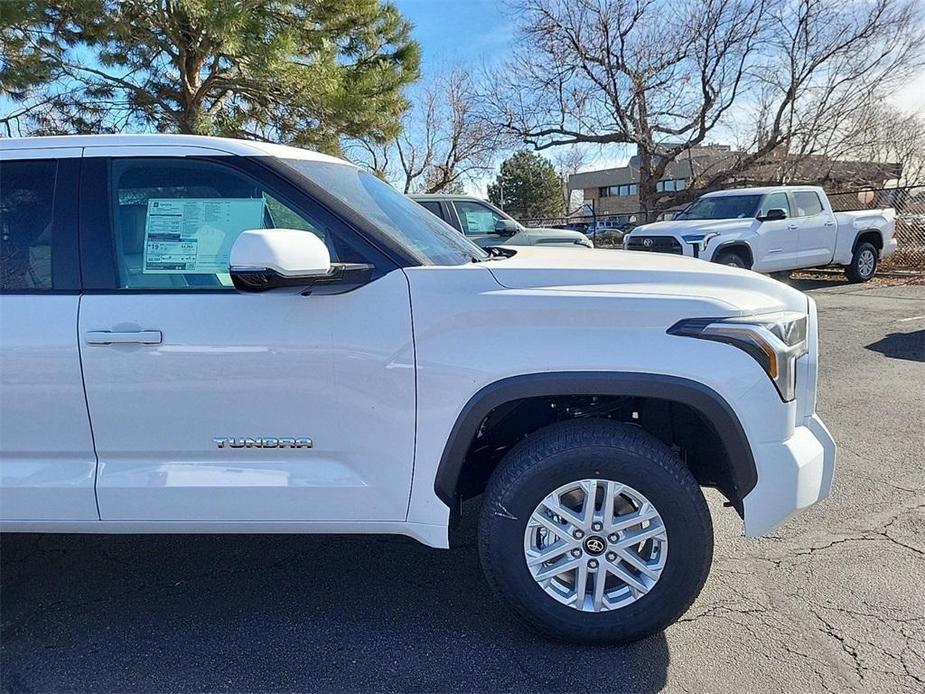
[0,149,98,521]
[417,200,453,226]
[76,151,417,523]
[791,191,836,267]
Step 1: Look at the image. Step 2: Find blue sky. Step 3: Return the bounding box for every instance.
[391,0,631,187]
[393,0,515,76]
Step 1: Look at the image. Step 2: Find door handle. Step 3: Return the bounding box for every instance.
[85,330,162,345]
[788,224,799,230]
[824,221,835,227]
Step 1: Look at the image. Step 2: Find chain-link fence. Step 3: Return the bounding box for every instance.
[518,184,925,270]
[827,185,925,270]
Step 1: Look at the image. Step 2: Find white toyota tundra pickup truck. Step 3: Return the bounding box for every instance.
[624,186,896,282]
[0,135,836,644]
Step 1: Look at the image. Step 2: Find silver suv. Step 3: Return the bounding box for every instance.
[410,194,593,249]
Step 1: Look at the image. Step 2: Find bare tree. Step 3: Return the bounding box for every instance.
[487,0,924,219]
[352,67,504,193]
[837,106,925,186]
[551,146,587,213]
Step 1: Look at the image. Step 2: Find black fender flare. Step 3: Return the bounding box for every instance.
[434,371,757,513]
[710,241,753,268]
[851,228,884,254]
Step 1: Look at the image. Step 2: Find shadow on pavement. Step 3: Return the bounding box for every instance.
[787,277,848,291]
[0,508,670,693]
[865,329,925,362]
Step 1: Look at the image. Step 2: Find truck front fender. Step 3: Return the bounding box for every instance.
[705,239,754,267]
[433,371,758,515]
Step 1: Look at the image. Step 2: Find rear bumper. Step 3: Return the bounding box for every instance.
[741,414,836,536]
[883,236,898,259]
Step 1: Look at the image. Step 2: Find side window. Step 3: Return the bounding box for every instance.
[791,192,823,217]
[417,200,445,221]
[110,158,331,289]
[759,192,790,218]
[454,201,504,235]
[0,159,57,290]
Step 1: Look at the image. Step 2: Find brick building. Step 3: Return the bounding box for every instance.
[568,144,902,225]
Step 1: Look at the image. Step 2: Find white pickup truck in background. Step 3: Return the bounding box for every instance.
[623,186,897,282]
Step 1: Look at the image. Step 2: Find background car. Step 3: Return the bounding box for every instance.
[410,194,593,249]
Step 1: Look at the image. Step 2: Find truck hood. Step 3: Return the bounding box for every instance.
[631,218,755,236]
[518,227,591,243]
[486,246,807,316]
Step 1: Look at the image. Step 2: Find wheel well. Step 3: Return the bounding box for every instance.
[854,230,883,253]
[445,393,746,516]
[714,243,753,268]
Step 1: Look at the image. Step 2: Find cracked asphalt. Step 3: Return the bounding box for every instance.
[1,277,923,693]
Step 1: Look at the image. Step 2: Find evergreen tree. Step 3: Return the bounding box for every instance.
[488,151,564,220]
[0,0,420,153]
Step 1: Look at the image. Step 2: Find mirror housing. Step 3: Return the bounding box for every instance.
[230,228,334,291]
[494,219,519,237]
[759,208,788,222]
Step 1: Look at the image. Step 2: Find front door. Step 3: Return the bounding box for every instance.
[791,191,836,268]
[77,153,416,522]
[752,192,798,272]
[452,200,508,248]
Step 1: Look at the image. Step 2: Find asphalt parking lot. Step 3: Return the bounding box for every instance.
[1,276,923,693]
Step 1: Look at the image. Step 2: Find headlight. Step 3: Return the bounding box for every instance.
[681,233,719,248]
[668,311,808,401]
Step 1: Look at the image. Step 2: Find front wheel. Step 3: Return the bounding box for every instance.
[478,420,713,644]
[714,250,747,268]
[845,241,878,283]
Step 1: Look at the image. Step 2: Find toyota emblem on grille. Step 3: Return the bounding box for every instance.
[643,238,654,247]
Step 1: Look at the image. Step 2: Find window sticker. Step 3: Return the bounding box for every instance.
[463,210,496,233]
[142,198,265,274]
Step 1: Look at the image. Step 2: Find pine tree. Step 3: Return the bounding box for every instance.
[0,0,420,153]
[488,151,564,220]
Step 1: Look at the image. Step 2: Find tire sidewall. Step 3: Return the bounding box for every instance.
[482,442,712,640]
[855,242,878,280]
[715,251,746,268]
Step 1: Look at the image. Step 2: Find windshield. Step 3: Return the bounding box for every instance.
[676,195,762,220]
[282,160,487,265]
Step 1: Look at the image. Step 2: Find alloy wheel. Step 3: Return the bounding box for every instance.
[858,248,876,278]
[523,479,668,612]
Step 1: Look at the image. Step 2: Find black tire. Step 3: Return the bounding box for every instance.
[714,250,747,268]
[845,241,878,283]
[478,419,713,644]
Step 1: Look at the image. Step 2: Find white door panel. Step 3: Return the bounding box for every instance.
[790,191,834,267]
[0,296,98,520]
[797,214,836,267]
[751,220,797,272]
[79,271,416,522]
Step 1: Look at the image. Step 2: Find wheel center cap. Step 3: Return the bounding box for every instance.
[583,535,606,556]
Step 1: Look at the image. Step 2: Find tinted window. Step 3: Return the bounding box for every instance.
[676,194,761,220]
[417,200,444,220]
[455,201,506,235]
[0,159,57,290]
[110,158,335,289]
[759,192,791,218]
[791,191,823,217]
